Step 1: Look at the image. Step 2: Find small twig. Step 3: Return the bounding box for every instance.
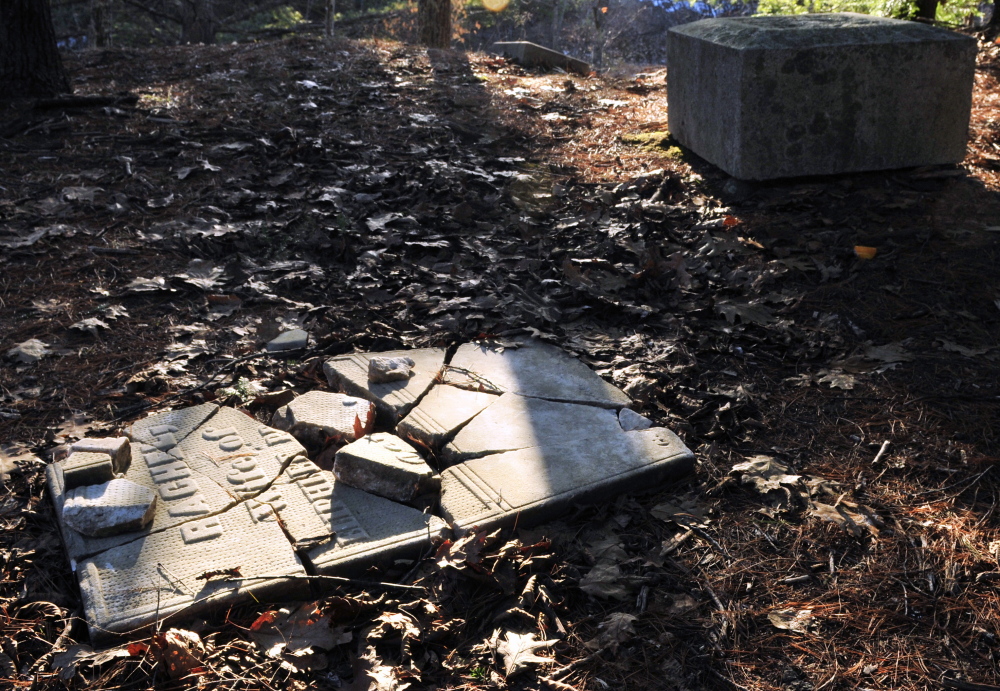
[941,671,1000,691]
[871,439,891,465]
[224,574,425,591]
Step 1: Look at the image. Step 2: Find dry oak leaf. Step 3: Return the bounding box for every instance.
[494,630,558,677]
[149,628,207,680]
[585,612,638,652]
[768,608,813,633]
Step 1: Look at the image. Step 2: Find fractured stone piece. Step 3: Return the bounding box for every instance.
[267,329,309,352]
[78,501,309,644]
[271,391,374,450]
[440,427,695,534]
[306,483,449,576]
[61,452,114,490]
[618,408,653,431]
[397,384,500,448]
[49,405,307,562]
[368,356,415,384]
[667,14,977,180]
[441,393,624,463]
[323,348,447,422]
[448,340,630,409]
[62,479,157,537]
[491,41,591,76]
[334,433,436,502]
[71,437,131,474]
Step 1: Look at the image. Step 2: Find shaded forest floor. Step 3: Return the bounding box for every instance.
[2,34,1000,691]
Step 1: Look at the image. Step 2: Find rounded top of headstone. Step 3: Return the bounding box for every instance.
[669,12,975,49]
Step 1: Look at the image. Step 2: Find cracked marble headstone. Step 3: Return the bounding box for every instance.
[441,393,625,463]
[78,501,310,643]
[396,384,500,449]
[334,433,437,502]
[62,479,157,537]
[271,391,374,450]
[448,339,631,408]
[71,437,131,473]
[440,426,695,534]
[323,348,447,422]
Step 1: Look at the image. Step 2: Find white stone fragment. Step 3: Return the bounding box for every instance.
[368,356,415,384]
[61,451,115,490]
[266,329,308,352]
[6,339,51,363]
[334,433,436,502]
[62,479,157,537]
[618,408,653,431]
[71,437,132,474]
[323,348,447,422]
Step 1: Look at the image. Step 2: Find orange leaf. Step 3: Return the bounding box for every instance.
[854,245,877,260]
[250,611,279,632]
[127,642,148,656]
[723,215,740,227]
[353,414,364,440]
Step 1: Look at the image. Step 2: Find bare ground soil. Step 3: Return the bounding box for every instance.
[1,33,1000,691]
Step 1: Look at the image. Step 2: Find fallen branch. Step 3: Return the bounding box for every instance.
[34,94,139,110]
[224,573,426,591]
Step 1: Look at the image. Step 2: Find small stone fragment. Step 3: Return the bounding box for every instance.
[271,391,374,450]
[6,339,51,364]
[266,329,308,352]
[618,408,653,431]
[70,437,131,474]
[62,479,157,537]
[368,356,415,384]
[61,452,115,490]
[334,433,436,502]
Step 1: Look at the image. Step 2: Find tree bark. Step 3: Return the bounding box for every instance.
[179,0,218,44]
[0,0,72,99]
[914,0,938,20]
[419,0,451,48]
[325,0,336,37]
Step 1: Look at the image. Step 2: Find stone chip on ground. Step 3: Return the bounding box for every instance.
[448,339,631,409]
[396,384,500,449]
[334,433,437,502]
[266,328,308,352]
[323,348,447,422]
[62,479,157,537]
[368,356,415,383]
[271,391,375,450]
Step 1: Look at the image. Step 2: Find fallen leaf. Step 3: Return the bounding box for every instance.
[768,608,813,633]
[716,299,775,325]
[938,339,991,357]
[809,502,881,537]
[175,258,226,291]
[149,629,206,680]
[125,276,173,293]
[854,245,877,259]
[250,601,351,657]
[730,456,803,508]
[580,562,629,600]
[494,630,557,676]
[817,369,856,390]
[69,317,110,336]
[585,612,638,652]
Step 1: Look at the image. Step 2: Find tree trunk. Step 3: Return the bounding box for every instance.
[0,0,71,99]
[914,0,938,20]
[419,0,451,48]
[91,0,111,47]
[325,0,336,37]
[179,0,218,44]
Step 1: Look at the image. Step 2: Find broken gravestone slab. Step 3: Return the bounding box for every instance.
[61,451,115,490]
[48,404,308,562]
[271,391,375,451]
[618,408,653,431]
[78,501,310,644]
[253,454,448,569]
[491,41,591,76]
[323,348,447,423]
[440,426,695,534]
[396,384,500,449]
[334,433,437,502]
[441,393,625,463]
[62,479,157,537]
[448,340,631,409]
[70,437,131,473]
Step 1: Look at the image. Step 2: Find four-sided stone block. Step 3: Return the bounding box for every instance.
[70,437,131,474]
[271,391,375,450]
[61,452,115,490]
[667,13,977,180]
[62,479,157,537]
[334,433,437,502]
